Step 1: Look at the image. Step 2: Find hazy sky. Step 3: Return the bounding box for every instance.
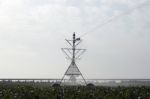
[0,0,150,79]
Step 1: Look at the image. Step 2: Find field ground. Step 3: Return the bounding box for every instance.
[0,82,150,99]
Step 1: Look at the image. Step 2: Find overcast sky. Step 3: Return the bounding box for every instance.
[0,0,150,79]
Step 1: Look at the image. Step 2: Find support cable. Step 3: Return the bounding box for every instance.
[79,0,150,38]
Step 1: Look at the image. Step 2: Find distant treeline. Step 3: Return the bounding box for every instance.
[0,83,150,99]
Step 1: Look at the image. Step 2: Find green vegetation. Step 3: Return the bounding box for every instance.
[0,83,150,99]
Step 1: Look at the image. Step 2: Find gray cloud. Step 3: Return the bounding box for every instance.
[0,0,150,78]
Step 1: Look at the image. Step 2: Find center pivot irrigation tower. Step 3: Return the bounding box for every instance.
[61,32,87,86]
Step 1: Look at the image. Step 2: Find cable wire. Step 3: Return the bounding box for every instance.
[79,0,150,38]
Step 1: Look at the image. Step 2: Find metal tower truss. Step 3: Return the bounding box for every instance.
[61,32,87,86]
